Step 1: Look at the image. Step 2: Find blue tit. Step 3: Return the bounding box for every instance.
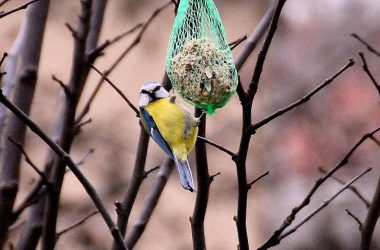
[139,81,199,192]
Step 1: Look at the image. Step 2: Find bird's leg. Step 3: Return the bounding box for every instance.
[197,110,207,120]
[193,110,206,125]
[169,95,176,103]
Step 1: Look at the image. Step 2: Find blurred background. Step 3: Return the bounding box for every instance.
[1,0,380,249]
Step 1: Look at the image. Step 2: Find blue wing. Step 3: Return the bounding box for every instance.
[141,108,195,192]
[140,109,174,159]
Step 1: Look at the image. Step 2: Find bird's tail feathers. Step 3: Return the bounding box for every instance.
[173,156,196,192]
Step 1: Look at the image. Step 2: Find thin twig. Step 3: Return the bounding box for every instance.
[235,2,276,71]
[278,168,371,241]
[90,65,139,116]
[345,209,363,231]
[76,1,171,124]
[319,167,370,208]
[247,0,287,100]
[370,135,380,147]
[75,148,95,166]
[88,23,143,60]
[0,52,7,66]
[209,172,221,182]
[52,74,69,94]
[0,0,11,8]
[0,89,127,249]
[8,137,51,187]
[197,136,235,158]
[247,171,269,190]
[74,118,92,136]
[143,166,160,179]
[229,35,247,50]
[250,59,355,134]
[11,182,46,224]
[258,127,380,249]
[358,52,380,98]
[360,175,380,250]
[56,211,99,239]
[65,22,77,38]
[351,33,380,58]
[0,0,39,19]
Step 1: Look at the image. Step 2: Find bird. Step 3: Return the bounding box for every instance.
[139,81,199,192]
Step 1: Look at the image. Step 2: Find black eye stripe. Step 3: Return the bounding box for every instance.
[141,85,161,95]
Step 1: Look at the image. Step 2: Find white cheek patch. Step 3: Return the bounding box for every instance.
[139,94,151,107]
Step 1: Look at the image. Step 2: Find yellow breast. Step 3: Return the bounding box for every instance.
[145,98,198,161]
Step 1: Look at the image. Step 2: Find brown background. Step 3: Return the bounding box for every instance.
[2,0,380,249]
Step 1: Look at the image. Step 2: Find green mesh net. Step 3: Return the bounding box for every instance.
[166,0,238,115]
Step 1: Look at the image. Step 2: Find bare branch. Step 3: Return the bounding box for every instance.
[258,128,380,249]
[113,127,150,249]
[0,89,127,249]
[90,65,139,116]
[352,33,380,58]
[278,168,372,242]
[250,59,355,134]
[41,0,95,247]
[247,171,269,190]
[0,0,39,19]
[190,108,211,250]
[0,0,49,246]
[232,2,288,249]
[56,211,99,239]
[247,0,287,100]
[319,167,370,208]
[197,135,235,158]
[76,1,171,124]
[358,52,380,98]
[125,159,174,248]
[360,175,380,250]
[235,2,276,71]
[346,209,363,231]
[15,197,45,250]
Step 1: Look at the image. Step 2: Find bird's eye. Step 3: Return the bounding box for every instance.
[153,85,161,92]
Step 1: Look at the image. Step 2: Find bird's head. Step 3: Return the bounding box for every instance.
[139,81,170,108]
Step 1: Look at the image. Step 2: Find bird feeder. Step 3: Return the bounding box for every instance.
[166,0,238,115]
